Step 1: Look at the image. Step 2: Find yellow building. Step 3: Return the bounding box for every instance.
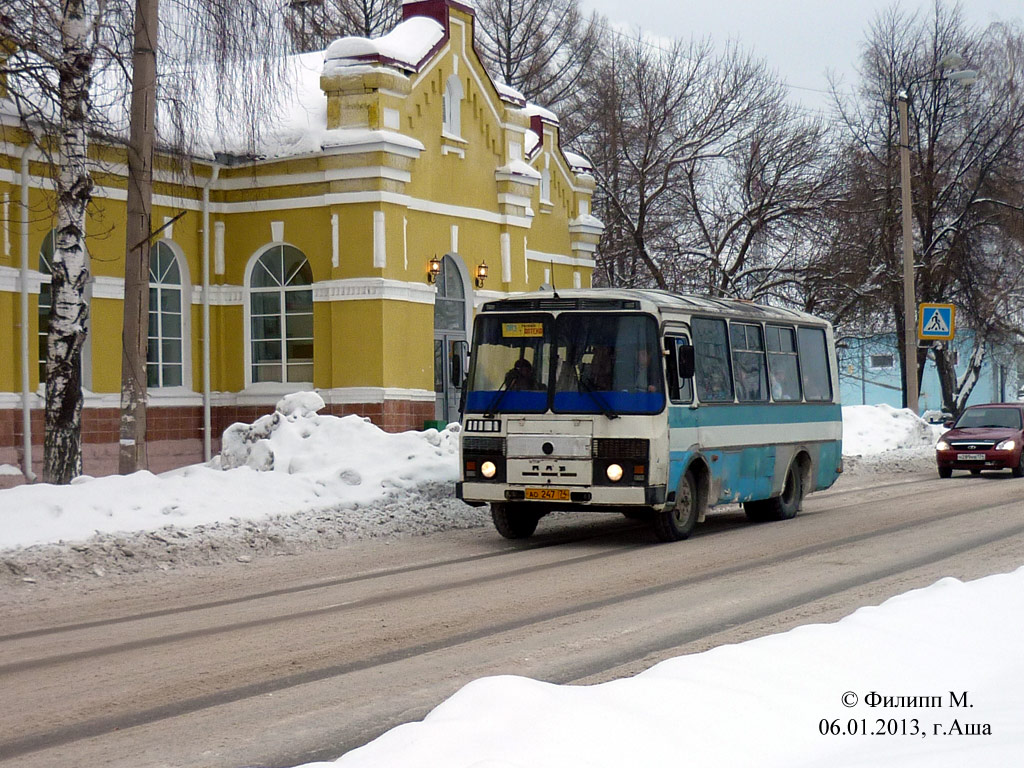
[0,0,602,479]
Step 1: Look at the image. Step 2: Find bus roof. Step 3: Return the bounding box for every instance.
[480,288,829,326]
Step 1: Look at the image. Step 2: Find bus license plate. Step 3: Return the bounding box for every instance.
[957,453,986,461]
[525,488,570,501]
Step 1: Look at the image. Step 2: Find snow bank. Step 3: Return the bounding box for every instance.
[0,400,944,553]
[325,567,1024,768]
[842,404,941,456]
[0,393,460,550]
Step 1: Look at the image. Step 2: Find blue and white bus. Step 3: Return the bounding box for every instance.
[456,289,843,542]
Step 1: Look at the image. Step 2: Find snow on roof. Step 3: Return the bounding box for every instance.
[524,129,540,156]
[523,102,559,125]
[563,150,593,172]
[493,80,526,106]
[497,158,541,181]
[323,16,445,72]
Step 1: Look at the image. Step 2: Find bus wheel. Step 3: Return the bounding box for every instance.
[653,472,698,542]
[745,464,803,522]
[491,503,541,539]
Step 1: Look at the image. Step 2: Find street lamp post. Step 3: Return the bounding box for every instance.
[894,55,977,415]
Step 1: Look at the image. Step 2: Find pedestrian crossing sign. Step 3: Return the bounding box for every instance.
[918,303,956,340]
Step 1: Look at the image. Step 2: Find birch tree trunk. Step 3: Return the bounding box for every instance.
[45,0,95,484]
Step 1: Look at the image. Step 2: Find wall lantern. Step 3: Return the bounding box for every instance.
[475,261,489,288]
[427,256,441,284]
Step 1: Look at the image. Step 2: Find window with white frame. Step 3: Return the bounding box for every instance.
[148,241,184,387]
[443,75,463,137]
[37,231,54,383]
[249,245,313,384]
[540,169,551,205]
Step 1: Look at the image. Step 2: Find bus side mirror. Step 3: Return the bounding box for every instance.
[451,340,469,388]
[677,345,695,379]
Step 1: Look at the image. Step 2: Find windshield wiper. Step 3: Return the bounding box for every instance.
[572,364,619,420]
[483,378,511,418]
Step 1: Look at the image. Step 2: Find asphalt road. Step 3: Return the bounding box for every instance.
[2,468,1023,768]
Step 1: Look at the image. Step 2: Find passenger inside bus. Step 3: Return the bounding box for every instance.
[504,358,539,390]
[583,346,614,390]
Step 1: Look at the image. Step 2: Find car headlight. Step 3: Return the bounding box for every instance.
[936,440,950,451]
[481,461,497,478]
[606,463,624,482]
[995,439,1016,451]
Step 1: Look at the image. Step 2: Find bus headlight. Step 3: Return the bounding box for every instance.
[606,463,624,482]
[481,461,497,478]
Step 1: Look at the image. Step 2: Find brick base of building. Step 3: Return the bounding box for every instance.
[0,398,437,487]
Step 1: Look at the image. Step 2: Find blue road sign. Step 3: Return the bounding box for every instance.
[918,303,955,340]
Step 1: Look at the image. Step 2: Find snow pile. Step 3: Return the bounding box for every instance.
[842,404,941,455]
[319,568,1024,768]
[0,393,460,551]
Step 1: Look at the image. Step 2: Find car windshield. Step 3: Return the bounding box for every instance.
[954,408,1022,430]
[464,312,665,415]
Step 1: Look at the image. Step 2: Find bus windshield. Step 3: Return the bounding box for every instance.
[464,313,664,415]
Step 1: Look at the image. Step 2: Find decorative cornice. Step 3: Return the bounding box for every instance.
[192,284,245,306]
[90,275,125,300]
[526,249,595,268]
[0,265,44,294]
[312,277,437,305]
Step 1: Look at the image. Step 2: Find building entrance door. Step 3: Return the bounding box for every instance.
[433,256,468,423]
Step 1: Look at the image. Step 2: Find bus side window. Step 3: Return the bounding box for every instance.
[665,336,693,403]
[766,325,802,401]
[692,317,734,403]
[730,323,768,402]
[797,326,833,401]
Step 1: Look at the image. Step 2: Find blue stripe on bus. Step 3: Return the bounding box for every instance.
[667,402,843,505]
[669,439,842,505]
[668,402,842,428]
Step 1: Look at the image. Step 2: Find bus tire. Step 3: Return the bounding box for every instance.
[745,464,802,522]
[491,503,541,539]
[653,472,698,542]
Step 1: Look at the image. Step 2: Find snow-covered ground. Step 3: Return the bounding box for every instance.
[0,398,940,584]
[323,566,1024,768]
[7,397,1016,768]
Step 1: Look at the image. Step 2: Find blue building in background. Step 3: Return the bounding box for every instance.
[836,332,1023,417]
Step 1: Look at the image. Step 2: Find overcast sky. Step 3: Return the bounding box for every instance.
[579,0,1022,110]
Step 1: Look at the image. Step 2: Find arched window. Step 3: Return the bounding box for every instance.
[37,231,54,383]
[540,168,551,205]
[148,241,184,388]
[248,245,313,384]
[442,75,463,137]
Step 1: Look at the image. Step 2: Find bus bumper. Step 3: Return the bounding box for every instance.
[457,482,665,508]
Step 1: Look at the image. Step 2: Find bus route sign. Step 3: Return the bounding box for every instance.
[918,303,956,341]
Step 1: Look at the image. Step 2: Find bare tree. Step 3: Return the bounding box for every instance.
[472,0,604,125]
[284,0,401,52]
[578,33,822,297]
[830,3,1024,415]
[669,92,840,303]
[1,0,289,481]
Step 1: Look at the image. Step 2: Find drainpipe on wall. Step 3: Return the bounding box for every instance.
[201,164,220,462]
[20,146,37,481]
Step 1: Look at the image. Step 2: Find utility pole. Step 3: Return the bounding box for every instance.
[896,90,919,415]
[119,0,159,473]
